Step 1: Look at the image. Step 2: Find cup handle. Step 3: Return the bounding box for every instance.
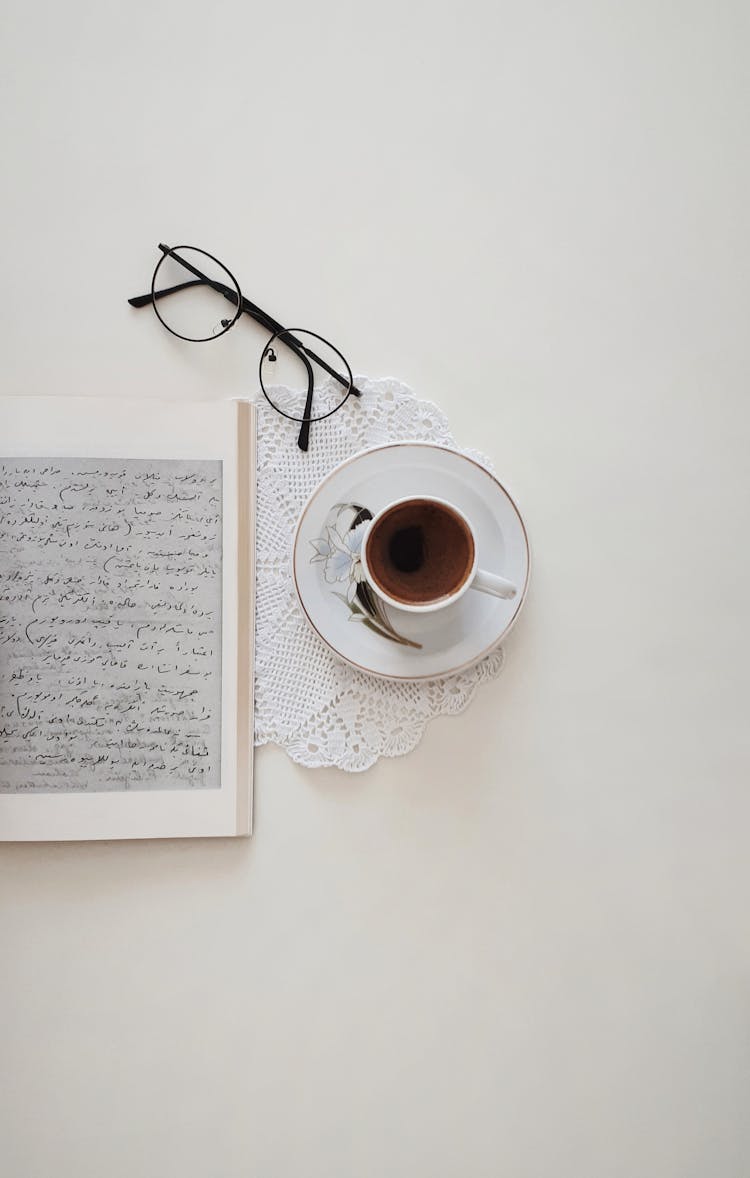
[472,568,517,600]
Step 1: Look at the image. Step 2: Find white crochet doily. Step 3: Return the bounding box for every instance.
[254,376,505,771]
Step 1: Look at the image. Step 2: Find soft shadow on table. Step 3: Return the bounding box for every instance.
[0,600,536,886]
[0,819,254,892]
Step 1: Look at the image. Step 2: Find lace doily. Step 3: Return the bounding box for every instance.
[254,376,505,771]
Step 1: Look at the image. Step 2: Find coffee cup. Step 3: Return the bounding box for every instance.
[360,495,517,613]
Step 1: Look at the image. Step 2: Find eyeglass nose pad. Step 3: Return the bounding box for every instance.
[265,347,277,362]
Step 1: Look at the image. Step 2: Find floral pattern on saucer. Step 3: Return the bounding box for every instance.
[310,503,421,649]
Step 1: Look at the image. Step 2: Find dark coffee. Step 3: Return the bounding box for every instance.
[365,499,475,605]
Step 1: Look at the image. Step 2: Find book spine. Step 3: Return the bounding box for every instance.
[235,400,256,836]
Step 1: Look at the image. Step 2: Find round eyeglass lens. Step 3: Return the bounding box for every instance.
[151,246,242,342]
[259,329,352,422]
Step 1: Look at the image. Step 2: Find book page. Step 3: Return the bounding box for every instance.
[0,396,253,840]
[0,457,223,794]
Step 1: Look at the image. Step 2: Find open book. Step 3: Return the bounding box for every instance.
[0,397,255,841]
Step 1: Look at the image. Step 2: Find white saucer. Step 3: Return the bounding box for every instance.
[292,443,530,680]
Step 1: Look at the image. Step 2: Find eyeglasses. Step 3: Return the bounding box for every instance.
[128,244,361,451]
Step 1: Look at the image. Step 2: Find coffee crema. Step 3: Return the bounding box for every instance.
[365,499,475,605]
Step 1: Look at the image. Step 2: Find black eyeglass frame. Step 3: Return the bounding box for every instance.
[128,243,361,451]
[259,327,354,427]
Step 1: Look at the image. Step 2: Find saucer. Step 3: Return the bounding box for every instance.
[292,443,530,680]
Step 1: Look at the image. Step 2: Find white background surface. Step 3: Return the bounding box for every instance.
[1,2,748,1175]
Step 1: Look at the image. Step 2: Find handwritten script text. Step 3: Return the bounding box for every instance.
[0,458,222,792]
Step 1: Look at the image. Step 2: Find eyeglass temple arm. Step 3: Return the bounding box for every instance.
[127,244,361,398]
[296,357,315,452]
[127,278,278,330]
[128,278,279,333]
[128,279,206,308]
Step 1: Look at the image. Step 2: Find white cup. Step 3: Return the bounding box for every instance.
[360,495,517,614]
